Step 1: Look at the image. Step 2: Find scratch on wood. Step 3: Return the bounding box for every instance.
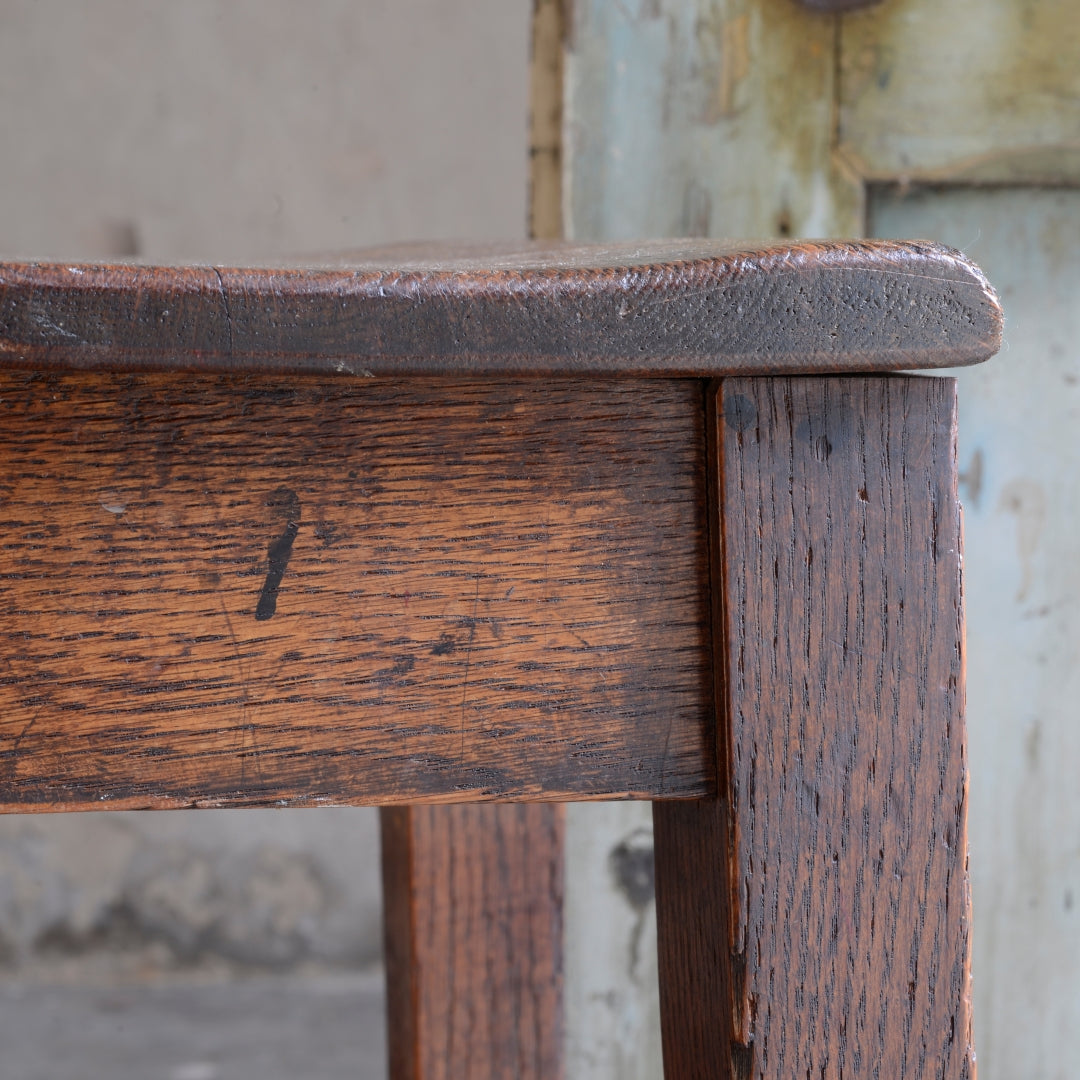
[212,266,235,356]
[219,595,262,784]
[10,711,38,754]
[459,578,481,764]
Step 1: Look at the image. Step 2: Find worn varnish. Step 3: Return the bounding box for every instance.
[0,374,712,809]
[654,376,973,1079]
[0,240,1000,377]
[381,803,564,1080]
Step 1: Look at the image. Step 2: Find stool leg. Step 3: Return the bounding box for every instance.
[654,376,974,1079]
[380,803,564,1080]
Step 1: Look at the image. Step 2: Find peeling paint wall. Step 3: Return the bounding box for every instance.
[873,187,1080,1080]
[565,0,862,242]
[565,805,664,1080]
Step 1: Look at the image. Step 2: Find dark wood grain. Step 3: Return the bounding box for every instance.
[381,803,564,1080]
[654,797,739,1079]
[654,376,974,1079]
[0,240,1001,377]
[0,372,712,810]
[797,0,884,12]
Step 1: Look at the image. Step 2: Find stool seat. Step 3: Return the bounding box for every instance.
[0,239,999,376]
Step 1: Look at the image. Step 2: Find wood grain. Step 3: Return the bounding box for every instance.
[0,240,1001,377]
[654,376,974,1079]
[0,372,712,810]
[381,803,564,1080]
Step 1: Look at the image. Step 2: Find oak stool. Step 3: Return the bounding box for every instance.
[0,241,1002,1079]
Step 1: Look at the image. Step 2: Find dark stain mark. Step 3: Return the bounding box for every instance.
[797,409,853,460]
[281,650,302,663]
[609,828,655,911]
[959,447,983,510]
[255,486,301,621]
[198,570,222,590]
[369,654,416,687]
[458,580,481,762]
[390,655,415,677]
[724,392,757,436]
[609,827,656,978]
[431,633,457,656]
[314,521,338,547]
[731,1042,754,1080]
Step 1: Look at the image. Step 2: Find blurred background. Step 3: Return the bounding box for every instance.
[1,1,1078,1078]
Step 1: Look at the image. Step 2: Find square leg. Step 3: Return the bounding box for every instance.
[655,377,974,1079]
[381,804,564,1080]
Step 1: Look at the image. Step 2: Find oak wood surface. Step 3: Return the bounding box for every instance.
[0,373,712,810]
[0,240,1001,377]
[381,803,564,1080]
[654,376,974,1079]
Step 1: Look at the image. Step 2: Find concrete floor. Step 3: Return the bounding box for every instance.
[0,972,386,1080]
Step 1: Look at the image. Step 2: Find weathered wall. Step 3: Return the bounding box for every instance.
[872,187,1080,1080]
[0,0,529,978]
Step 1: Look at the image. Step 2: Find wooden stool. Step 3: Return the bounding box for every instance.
[0,240,1001,1078]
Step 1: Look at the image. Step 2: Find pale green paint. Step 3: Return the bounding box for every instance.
[565,0,861,242]
[841,0,1080,183]
[873,188,1080,1080]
